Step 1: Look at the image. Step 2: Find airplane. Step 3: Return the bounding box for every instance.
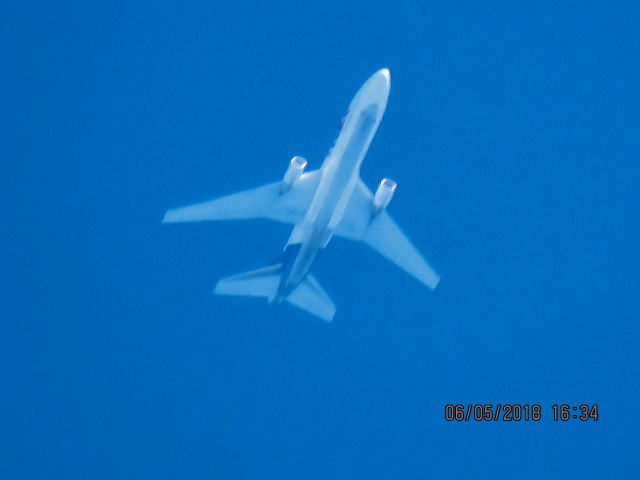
[163,68,439,322]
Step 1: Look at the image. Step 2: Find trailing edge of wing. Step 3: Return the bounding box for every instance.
[335,179,440,289]
[163,170,321,225]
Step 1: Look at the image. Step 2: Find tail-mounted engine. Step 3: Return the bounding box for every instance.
[373,178,397,214]
[281,156,307,193]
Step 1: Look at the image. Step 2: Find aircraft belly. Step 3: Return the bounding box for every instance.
[278,243,319,298]
[311,104,379,240]
[283,102,382,295]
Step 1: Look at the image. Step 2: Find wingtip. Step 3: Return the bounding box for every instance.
[419,273,440,291]
[162,210,176,223]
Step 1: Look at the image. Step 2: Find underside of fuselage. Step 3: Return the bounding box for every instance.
[276,103,381,301]
[275,243,304,300]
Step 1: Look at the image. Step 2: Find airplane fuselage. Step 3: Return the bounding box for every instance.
[275,69,391,301]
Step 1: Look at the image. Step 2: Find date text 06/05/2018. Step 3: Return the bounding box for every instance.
[444,404,599,422]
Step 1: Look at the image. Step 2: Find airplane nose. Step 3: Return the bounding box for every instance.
[370,68,391,91]
[377,68,390,84]
[361,68,391,97]
[349,68,392,111]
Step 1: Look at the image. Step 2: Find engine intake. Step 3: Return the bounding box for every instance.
[373,178,397,213]
[281,156,307,193]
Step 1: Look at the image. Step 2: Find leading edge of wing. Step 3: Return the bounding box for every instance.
[163,170,321,225]
[335,179,440,290]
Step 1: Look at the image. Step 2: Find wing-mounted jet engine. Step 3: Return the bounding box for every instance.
[281,156,307,193]
[373,178,397,214]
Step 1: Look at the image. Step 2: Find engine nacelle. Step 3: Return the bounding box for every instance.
[373,178,397,213]
[281,156,307,193]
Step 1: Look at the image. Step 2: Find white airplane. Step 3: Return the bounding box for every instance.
[164,68,439,322]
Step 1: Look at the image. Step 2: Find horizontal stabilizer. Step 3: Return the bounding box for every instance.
[215,266,335,322]
[287,274,336,322]
[214,264,281,299]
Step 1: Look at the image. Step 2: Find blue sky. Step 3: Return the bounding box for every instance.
[3,1,639,478]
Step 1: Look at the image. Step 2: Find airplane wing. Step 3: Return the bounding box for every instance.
[163,170,321,225]
[335,179,440,289]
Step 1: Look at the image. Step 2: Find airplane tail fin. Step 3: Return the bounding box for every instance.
[214,266,335,322]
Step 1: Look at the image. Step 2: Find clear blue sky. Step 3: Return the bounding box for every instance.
[3,1,639,478]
